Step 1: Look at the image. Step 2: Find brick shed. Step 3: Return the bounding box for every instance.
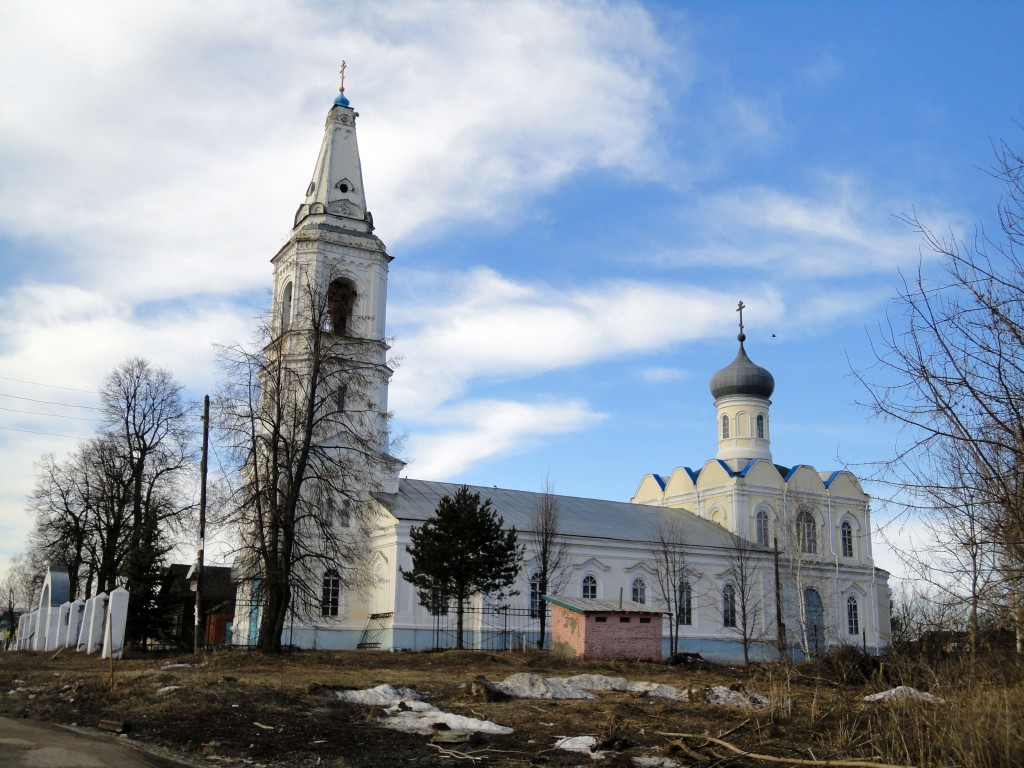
[544,595,664,661]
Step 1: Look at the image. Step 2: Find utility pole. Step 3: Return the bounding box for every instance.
[194,395,210,654]
[773,536,786,659]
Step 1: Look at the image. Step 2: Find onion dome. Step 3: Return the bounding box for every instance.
[710,332,775,400]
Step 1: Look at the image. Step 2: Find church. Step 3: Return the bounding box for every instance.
[234,76,891,661]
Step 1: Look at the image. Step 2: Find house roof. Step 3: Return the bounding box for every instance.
[162,564,236,603]
[375,478,743,550]
[543,595,664,615]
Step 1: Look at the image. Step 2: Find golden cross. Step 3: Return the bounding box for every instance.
[737,300,745,336]
[339,60,347,93]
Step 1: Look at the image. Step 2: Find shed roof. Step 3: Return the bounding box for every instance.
[375,478,741,549]
[543,595,664,615]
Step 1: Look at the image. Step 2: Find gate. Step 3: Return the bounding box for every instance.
[432,604,549,651]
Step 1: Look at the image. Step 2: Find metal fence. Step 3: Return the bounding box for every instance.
[432,604,549,651]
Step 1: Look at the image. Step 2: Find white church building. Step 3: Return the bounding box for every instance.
[234,78,891,661]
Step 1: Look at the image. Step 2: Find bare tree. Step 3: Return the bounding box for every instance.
[649,518,688,656]
[856,138,1024,652]
[723,534,765,664]
[527,477,571,649]
[216,277,396,653]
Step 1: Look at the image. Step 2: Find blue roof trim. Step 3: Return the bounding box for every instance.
[783,464,803,482]
[737,459,759,477]
[823,470,843,488]
[683,467,699,484]
[715,459,737,478]
[651,474,666,491]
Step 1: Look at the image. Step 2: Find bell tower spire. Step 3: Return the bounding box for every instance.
[293,62,373,234]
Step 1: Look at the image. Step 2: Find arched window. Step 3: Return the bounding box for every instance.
[721,414,730,439]
[677,581,692,625]
[755,509,770,547]
[529,572,543,618]
[631,577,646,604]
[281,281,293,331]
[841,520,854,558]
[847,595,859,636]
[321,571,340,617]
[756,413,765,439]
[327,278,357,336]
[582,574,598,599]
[722,584,737,627]
[798,510,817,554]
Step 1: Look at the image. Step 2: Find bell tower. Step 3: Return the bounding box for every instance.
[269,67,401,492]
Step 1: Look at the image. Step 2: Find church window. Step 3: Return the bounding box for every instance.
[529,572,543,618]
[756,413,765,439]
[841,520,854,558]
[336,386,346,413]
[847,595,859,636]
[327,278,357,336]
[756,509,770,547]
[677,581,692,625]
[429,588,449,616]
[281,281,293,331]
[631,577,646,604]
[321,571,340,617]
[721,414,730,439]
[798,510,817,554]
[582,574,598,599]
[722,584,737,628]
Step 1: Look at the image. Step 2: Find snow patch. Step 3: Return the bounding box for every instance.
[633,757,681,767]
[329,684,511,735]
[864,686,945,704]
[332,684,423,706]
[554,735,607,759]
[495,673,596,699]
[704,685,771,709]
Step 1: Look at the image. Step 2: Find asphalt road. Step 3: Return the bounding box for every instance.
[0,717,196,768]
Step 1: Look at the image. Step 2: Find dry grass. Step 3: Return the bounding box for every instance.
[0,648,1021,766]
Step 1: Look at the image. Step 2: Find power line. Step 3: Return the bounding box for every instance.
[0,406,104,422]
[0,425,87,440]
[0,393,102,410]
[0,375,98,394]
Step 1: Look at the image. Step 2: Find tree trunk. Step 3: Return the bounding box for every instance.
[456,599,465,650]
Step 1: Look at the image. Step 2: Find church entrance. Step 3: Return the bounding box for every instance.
[803,588,824,656]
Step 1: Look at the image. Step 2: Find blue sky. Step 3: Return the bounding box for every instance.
[1,1,1022,583]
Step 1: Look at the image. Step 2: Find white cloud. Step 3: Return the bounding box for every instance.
[389,268,775,416]
[0,1,678,301]
[652,176,926,277]
[402,398,605,479]
[640,367,688,383]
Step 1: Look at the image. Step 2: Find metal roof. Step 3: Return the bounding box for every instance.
[375,478,743,549]
[543,595,664,615]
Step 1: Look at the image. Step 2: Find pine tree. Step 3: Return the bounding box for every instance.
[401,486,523,649]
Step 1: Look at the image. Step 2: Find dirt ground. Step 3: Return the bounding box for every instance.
[0,648,895,767]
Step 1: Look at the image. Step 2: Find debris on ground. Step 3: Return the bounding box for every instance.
[155,685,181,695]
[863,686,945,704]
